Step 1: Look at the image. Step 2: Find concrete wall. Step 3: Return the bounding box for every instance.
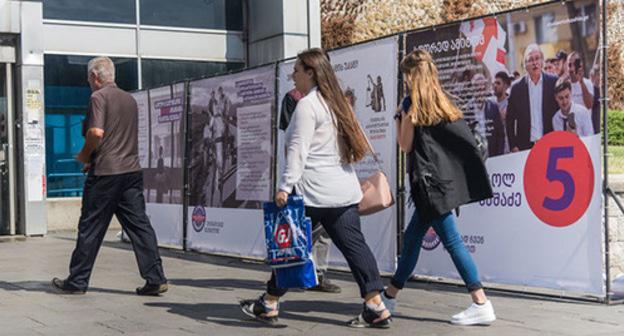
[47,198,120,232]
[247,0,321,66]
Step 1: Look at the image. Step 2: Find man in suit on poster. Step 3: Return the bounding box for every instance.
[506,44,559,152]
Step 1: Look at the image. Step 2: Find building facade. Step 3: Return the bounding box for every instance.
[0,0,320,235]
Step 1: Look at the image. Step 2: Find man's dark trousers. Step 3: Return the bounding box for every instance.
[67,170,166,291]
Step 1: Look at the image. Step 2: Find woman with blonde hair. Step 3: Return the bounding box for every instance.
[381,49,496,325]
[240,48,391,328]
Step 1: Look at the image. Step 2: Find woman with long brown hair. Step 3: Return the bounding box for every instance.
[240,48,391,328]
[380,49,496,325]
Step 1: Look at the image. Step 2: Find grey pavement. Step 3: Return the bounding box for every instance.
[1,231,623,336]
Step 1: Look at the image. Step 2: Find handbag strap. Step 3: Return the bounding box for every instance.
[358,122,384,171]
[316,91,384,171]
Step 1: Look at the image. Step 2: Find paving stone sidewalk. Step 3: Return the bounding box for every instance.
[0,232,623,336]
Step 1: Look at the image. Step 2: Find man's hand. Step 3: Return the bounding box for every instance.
[75,151,90,164]
[571,68,583,83]
[511,146,519,153]
[275,191,289,208]
[82,163,91,173]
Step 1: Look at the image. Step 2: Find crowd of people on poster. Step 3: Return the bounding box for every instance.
[407,3,600,158]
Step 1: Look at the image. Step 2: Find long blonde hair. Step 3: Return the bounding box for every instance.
[297,48,368,164]
[400,49,462,126]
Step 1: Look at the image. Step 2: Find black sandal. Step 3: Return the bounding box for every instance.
[240,294,280,325]
[347,303,392,329]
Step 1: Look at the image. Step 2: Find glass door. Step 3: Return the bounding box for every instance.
[0,63,12,234]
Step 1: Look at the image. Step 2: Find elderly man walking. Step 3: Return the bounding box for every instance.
[52,57,168,295]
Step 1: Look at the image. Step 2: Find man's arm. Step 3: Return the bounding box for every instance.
[76,127,104,164]
[78,94,106,165]
[580,78,594,110]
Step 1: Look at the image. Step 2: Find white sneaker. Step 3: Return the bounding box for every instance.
[451,300,496,326]
[380,289,396,315]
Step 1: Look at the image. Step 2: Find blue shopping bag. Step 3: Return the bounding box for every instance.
[263,195,312,268]
[274,259,318,289]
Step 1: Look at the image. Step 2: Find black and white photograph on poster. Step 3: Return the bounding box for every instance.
[405,0,600,158]
[132,90,150,169]
[143,83,185,204]
[189,66,275,209]
[276,59,297,189]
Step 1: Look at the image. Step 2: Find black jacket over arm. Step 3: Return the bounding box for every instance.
[408,118,493,222]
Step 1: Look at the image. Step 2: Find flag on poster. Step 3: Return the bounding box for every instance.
[459,17,507,76]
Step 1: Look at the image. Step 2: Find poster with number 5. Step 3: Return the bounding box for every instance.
[407,0,604,295]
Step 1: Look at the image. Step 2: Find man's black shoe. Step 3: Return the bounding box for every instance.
[136,282,168,296]
[51,277,86,295]
[307,276,341,293]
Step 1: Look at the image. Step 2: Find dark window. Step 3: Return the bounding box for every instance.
[141,59,244,88]
[581,4,597,37]
[534,13,557,45]
[140,0,243,30]
[44,55,138,197]
[43,0,136,24]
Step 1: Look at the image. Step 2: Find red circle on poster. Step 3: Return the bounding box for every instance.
[523,131,594,228]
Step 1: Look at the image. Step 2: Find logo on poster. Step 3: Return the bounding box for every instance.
[192,206,206,232]
[155,97,183,123]
[422,227,441,250]
[275,223,292,249]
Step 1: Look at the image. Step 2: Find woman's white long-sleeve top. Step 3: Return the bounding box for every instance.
[278,87,363,208]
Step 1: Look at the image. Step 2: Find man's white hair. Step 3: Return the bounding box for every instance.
[523,43,543,63]
[87,57,115,83]
[470,72,487,85]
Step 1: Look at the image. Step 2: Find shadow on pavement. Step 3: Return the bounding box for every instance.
[0,280,136,296]
[391,314,451,324]
[168,278,266,291]
[145,302,288,329]
[52,233,601,306]
[147,299,373,328]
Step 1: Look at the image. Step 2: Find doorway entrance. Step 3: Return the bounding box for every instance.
[0,61,16,235]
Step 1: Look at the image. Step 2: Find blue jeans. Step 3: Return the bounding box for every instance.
[390,208,482,292]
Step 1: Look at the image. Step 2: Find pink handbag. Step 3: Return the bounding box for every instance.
[317,94,394,215]
[358,129,394,216]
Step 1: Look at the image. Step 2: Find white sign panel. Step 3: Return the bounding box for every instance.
[315,37,399,273]
[236,102,273,201]
[410,134,604,295]
[187,65,275,258]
